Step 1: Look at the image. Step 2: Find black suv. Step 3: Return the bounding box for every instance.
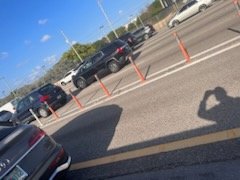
[12,83,67,123]
[72,40,132,90]
[119,32,137,48]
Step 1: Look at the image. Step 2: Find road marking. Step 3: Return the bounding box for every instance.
[70,127,240,170]
[43,41,240,129]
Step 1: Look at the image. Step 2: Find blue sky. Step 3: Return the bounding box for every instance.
[0,0,153,98]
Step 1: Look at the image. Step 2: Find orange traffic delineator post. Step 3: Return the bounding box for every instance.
[44,101,60,119]
[173,32,191,63]
[69,89,84,110]
[94,74,111,97]
[233,0,240,16]
[129,56,145,82]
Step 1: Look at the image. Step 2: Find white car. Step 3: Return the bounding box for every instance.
[168,0,212,28]
[60,69,77,86]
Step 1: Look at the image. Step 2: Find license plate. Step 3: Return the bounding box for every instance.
[57,95,61,99]
[5,165,28,180]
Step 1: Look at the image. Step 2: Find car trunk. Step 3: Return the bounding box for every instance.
[0,125,57,179]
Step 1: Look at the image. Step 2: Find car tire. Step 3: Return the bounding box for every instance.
[173,20,180,27]
[61,82,66,86]
[38,108,49,118]
[108,61,121,73]
[199,4,207,12]
[76,78,87,89]
[144,34,149,40]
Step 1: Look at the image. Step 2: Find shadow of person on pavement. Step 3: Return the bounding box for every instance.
[198,87,240,129]
[52,104,122,163]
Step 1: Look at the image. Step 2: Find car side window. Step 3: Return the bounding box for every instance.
[92,52,103,63]
[187,0,198,7]
[17,99,26,111]
[82,60,93,70]
[64,72,71,77]
[179,4,188,13]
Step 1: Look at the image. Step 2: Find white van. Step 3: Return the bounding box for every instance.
[0,98,20,113]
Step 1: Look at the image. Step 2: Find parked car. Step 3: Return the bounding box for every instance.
[0,122,71,179]
[118,32,137,48]
[132,25,155,42]
[60,69,78,86]
[0,98,21,113]
[12,83,67,124]
[168,0,212,28]
[0,110,12,122]
[72,40,132,90]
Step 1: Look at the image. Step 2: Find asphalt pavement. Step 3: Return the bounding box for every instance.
[42,1,240,179]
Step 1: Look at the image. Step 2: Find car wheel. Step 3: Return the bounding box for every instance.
[144,34,149,40]
[38,108,49,118]
[173,20,180,27]
[61,82,66,86]
[199,5,207,12]
[76,78,87,89]
[108,61,121,73]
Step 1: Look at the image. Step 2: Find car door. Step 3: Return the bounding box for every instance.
[81,59,97,81]
[92,51,105,72]
[186,0,199,16]
[177,4,189,22]
[16,97,32,123]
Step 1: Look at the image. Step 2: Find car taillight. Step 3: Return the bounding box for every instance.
[40,95,49,102]
[117,47,124,54]
[28,128,46,147]
[48,148,65,170]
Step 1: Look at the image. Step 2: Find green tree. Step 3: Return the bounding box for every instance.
[127,23,137,32]
[116,26,127,36]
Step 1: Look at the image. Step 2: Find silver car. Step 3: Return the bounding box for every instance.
[168,0,213,28]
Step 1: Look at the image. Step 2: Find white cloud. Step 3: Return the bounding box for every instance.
[40,34,51,42]
[38,18,48,25]
[118,10,123,15]
[43,55,58,65]
[16,59,29,68]
[72,40,77,45]
[24,40,32,45]
[0,52,9,60]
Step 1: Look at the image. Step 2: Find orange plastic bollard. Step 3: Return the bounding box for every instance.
[173,32,191,63]
[69,90,83,110]
[129,56,145,82]
[44,101,60,119]
[233,0,240,16]
[94,75,111,97]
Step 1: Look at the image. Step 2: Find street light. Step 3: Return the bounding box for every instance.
[99,25,111,43]
[60,30,84,63]
[97,0,119,38]
[0,76,17,98]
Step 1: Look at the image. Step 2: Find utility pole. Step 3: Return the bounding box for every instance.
[99,25,111,43]
[97,0,119,38]
[60,30,83,63]
[0,76,17,98]
[138,16,145,27]
[159,0,165,9]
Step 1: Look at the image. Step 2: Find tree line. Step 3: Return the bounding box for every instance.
[0,0,167,106]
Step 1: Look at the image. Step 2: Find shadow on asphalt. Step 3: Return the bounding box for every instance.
[52,86,240,178]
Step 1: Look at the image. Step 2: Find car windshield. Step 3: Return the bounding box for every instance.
[38,84,54,95]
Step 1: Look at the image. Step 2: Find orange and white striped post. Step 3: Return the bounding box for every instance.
[129,56,145,82]
[173,32,191,63]
[44,101,60,120]
[233,0,240,16]
[94,74,111,97]
[69,89,84,110]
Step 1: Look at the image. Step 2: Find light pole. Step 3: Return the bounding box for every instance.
[138,16,145,27]
[99,25,111,43]
[129,15,138,29]
[97,0,119,38]
[60,30,84,63]
[0,76,17,98]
